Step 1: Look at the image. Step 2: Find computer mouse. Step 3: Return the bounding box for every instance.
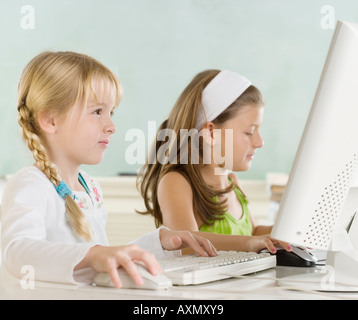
[261,245,318,267]
[276,246,318,267]
[93,264,173,290]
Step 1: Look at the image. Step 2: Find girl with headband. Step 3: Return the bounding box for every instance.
[138,69,292,254]
[1,52,217,288]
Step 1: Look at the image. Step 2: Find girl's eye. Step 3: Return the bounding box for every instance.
[92,107,115,117]
[246,132,254,136]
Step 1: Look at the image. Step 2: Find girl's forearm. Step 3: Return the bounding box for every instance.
[252,225,272,236]
[190,231,252,252]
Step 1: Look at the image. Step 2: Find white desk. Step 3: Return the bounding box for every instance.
[1,266,358,301]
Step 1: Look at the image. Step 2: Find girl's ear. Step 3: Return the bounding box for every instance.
[37,111,57,134]
[201,122,216,146]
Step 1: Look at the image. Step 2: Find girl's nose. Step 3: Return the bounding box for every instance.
[105,118,117,134]
[255,131,264,148]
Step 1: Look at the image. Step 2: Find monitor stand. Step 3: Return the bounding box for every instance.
[278,199,358,293]
[277,250,358,293]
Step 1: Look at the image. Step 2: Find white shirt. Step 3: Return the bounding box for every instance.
[1,166,170,285]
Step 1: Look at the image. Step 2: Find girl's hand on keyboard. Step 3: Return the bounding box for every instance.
[159,228,218,257]
[248,235,292,254]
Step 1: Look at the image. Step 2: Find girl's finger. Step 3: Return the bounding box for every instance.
[177,231,210,257]
[123,245,163,277]
[193,236,218,256]
[280,242,293,252]
[137,251,163,276]
[107,263,123,288]
[269,237,292,252]
[118,258,144,286]
[263,238,277,254]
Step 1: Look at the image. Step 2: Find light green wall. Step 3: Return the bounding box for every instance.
[1,0,357,179]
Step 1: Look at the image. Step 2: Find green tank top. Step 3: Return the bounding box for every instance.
[199,186,252,236]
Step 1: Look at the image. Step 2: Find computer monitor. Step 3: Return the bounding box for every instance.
[271,20,358,291]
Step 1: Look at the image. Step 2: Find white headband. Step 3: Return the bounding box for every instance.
[195,70,252,130]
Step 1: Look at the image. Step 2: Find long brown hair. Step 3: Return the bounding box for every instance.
[17,51,122,241]
[137,69,263,228]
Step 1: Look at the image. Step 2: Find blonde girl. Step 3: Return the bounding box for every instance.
[138,69,291,254]
[1,52,216,288]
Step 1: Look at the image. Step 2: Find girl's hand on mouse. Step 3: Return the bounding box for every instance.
[246,235,292,254]
[159,228,218,257]
[75,244,162,289]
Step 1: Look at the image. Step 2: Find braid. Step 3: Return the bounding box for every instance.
[17,102,60,185]
[17,101,92,241]
[64,196,92,241]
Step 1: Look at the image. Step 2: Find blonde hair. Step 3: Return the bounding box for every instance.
[17,51,122,241]
[137,69,263,228]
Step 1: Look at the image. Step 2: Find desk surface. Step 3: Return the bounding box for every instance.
[1,266,358,301]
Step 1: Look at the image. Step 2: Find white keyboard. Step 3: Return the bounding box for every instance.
[159,251,276,285]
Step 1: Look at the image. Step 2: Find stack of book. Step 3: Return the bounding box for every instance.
[266,172,289,203]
